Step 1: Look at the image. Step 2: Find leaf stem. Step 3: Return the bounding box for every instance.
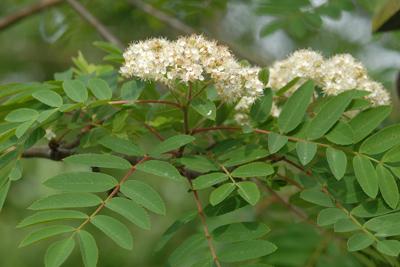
[109,99,182,108]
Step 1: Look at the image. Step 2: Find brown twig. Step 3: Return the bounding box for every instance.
[0,0,63,31]
[143,123,164,141]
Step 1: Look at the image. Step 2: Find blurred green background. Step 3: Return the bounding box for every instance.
[1,0,400,266]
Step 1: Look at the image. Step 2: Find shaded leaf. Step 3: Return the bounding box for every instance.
[209,183,235,206]
[45,238,75,267]
[317,208,347,226]
[18,210,88,228]
[325,121,354,145]
[377,164,399,209]
[91,215,133,250]
[231,162,274,178]
[250,89,272,123]
[192,172,228,190]
[136,160,184,182]
[353,155,379,198]
[219,240,277,262]
[88,78,112,100]
[268,132,288,153]
[377,240,400,257]
[150,135,195,155]
[99,136,144,156]
[326,147,347,180]
[213,222,270,242]
[19,225,74,247]
[360,124,400,155]
[191,98,216,120]
[78,230,98,267]
[106,197,150,230]
[63,80,88,103]
[29,193,102,210]
[300,188,333,207]
[64,153,131,169]
[296,141,317,165]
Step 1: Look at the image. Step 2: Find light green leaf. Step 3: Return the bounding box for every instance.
[382,145,400,163]
[37,109,58,123]
[349,106,391,143]
[278,80,314,133]
[191,98,216,120]
[5,108,39,122]
[88,78,112,100]
[317,208,347,226]
[91,215,133,250]
[209,183,235,206]
[353,155,379,198]
[237,181,260,206]
[0,180,10,211]
[120,180,166,215]
[351,198,393,218]
[29,193,102,210]
[99,136,144,156]
[45,238,75,267]
[296,141,317,165]
[44,172,118,192]
[307,90,354,140]
[63,153,131,169]
[19,225,74,247]
[360,124,400,155]
[231,162,274,178]
[150,135,195,155]
[268,132,288,153]
[32,90,63,107]
[219,240,277,262]
[192,172,228,190]
[17,210,88,228]
[136,160,184,182]
[78,230,98,267]
[326,147,347,180]
[212,222,270,242]
[347,233,375,252]
[325,121,354,145]
[223,147,269,167]
[15,119,35,138]
[106,197,150,230]
[334,218,358,232]
[179,156,218,173]
[63,80,88,103]
[377,164,399,209]
[250,89,272,123]
[258,68,269,84]
[300,188,333,207]
[377,240,400,257]
[364,212,400,237]
[168,234,207,267]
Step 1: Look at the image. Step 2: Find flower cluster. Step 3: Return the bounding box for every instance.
[268,50,391,106]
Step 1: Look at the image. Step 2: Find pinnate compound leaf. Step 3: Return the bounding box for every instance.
[326,147,347,180]
[44,172,118,192]
[192,172,228,190]
[360,124,400,155]
[88,78,112,100]
[209,183,235,206]
[15,119,35,138]
[32,90,63,107]
[18,210,88,228]
[45,238,75,267]
[120,180,166,215]
[63,153,131,169]
[29,193,102,210]
[212,222,270,242]
[136,160,184,182]
[78,230,98,267]
[99,136,143,156]
[296,141,317,165]
[150,135,195,155]
[353,155,379,198]
[63,80,88,103]
[268,132,288,153]
[179,155,218,173]
[19,225,74,247]
[237,182,260,206]
[278,80,314,133]
[376,164,399,209]
[106,197,150,230]
[347,233,375,252]
[231,162,274,178]
[91,215,133,250]
[219,240,277,262]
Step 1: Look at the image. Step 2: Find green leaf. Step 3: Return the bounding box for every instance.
[377,240,400,257]
[120,180,166,215]
[64,153,131,169]
[237,181,260,206]
[106,197,150,230]
[78,230,98,267]
[63,80,88,103]
[317,208,347,226]
[17,210,88,228]
[365,212,400,237]
[377,164,399,209]
[382,145,400,163]
[223,147,269,167]
[150,135,195,155]
[0,180,10,211]
[136,160,184,182]
[353,155,379,198]
[209,183,235,206]
[44,172,118,192]
[168,234,207,267]
[300,188,333,207]
[231,162,274,178]
[296,141,317,165]
[179,156,218,173]
[120,80,144,100]
[192,172,228,190]
[88,78,112,100]
[99,136,144,156]
[278,80,314,133]
[347,233,375,252]
[351,198,393,218]
[5,108,38,122]
[334,218,358,232]
[349,106,391,143]
[360,124,400,155]
[307,91,354,140]
[258,68,269,84]
[325,121,354,145]
[32,90,63,107]
[250,89,272,123]
[45,238,75,267]
[37,108,58,123]
[205,195,248,216]
[212,222,270,242]
[19,225,74,247]
[219,240,277,262]
[15,119,35,138]
[268,132,288,153]
[191,98,216,120]
[29,193,102,210]
[91,215,133,250]
[326,147,347,180]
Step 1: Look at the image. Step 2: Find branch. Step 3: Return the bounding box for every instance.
[22,146,73,160]
[0,0,63,31]
[65,0,123,48]
[109,99,182,109]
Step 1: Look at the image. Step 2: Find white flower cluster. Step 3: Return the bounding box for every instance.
[268,50,391,106]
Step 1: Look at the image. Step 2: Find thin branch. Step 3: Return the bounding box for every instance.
[109,99,182,109]
[0,0,63,31]
[143,123,164,141]
[65,0,123,48]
